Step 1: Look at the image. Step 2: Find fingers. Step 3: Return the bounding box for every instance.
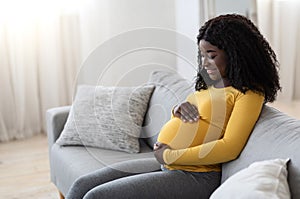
[153,142,163,151]
[173,102,200,123]
[153,143,170,165]
[153,143,159,151]
[180,103,199,122]
[153,142,170,151]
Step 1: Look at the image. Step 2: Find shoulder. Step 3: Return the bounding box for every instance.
[233,88,265,105]
[216,87,265,105]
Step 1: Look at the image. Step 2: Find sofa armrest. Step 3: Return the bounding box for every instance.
[46,106,71,149]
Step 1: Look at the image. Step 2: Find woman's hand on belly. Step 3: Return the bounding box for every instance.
[173,102,199,123]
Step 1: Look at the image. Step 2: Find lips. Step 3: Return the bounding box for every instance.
[205,68,218,74]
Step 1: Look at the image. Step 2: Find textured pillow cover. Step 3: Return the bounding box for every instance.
[56,85,154,153]
[210,159,291,199]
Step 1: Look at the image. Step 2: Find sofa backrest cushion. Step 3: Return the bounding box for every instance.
[221,105,300,198]
[141,70,194,148]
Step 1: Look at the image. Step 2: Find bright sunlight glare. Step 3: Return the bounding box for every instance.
[0,0,86,23]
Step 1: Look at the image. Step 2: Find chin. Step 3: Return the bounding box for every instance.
[208,75,220,81]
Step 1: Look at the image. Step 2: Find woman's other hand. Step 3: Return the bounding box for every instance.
[173,102,199,123]
[153,142,170,165]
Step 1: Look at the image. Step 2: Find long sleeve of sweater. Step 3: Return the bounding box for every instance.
[162,89,264,166]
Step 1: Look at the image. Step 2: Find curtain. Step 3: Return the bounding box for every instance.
[0,0,183,142]
[256,0,300,101]
[199,0,216,24]
[0,1,80,141]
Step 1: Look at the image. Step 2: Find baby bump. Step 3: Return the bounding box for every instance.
[157,117,208,149]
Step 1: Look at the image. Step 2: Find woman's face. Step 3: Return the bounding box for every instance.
[199,40,227,81]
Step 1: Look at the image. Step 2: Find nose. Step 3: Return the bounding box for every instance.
[201,56,208,67]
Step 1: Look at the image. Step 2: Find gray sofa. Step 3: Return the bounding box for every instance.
[47,70,300,198]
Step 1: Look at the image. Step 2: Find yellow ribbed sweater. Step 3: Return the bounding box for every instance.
[157,86,264,172]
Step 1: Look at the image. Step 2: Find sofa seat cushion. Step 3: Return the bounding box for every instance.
[221,105,300,198]
[50,141,157,195]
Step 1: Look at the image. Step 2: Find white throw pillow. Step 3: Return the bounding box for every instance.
[210,159,291,199]
[56,85,154,153]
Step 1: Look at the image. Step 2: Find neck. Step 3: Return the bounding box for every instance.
[213,78,231,88]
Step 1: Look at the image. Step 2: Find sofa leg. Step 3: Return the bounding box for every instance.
[59,191,65,199]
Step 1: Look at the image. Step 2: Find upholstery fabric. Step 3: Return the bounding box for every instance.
[56,85,154,153]
[142,71,194,148]
[211,159,290,199]
[221,105,300,198]
[46,106,70,148]
[50,142,155,195]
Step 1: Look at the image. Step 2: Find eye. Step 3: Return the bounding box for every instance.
[209,55,216,59]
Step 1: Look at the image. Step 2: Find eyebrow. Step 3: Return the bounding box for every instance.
[207,50,216,53]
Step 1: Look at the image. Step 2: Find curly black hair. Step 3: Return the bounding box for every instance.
[195,14,281,102]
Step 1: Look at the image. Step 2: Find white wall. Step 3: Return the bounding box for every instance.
[215,0,250,16]
[175,0,200,81]
[78,0,179,86]
[77,0,260,87]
